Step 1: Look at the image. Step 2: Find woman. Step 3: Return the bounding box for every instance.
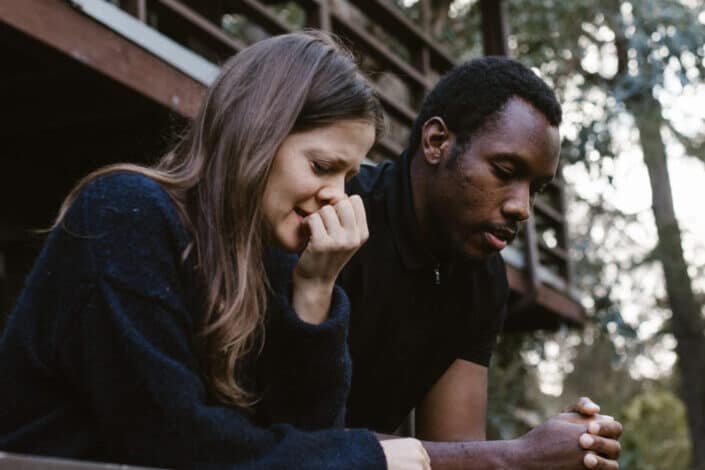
[0,32,429,469]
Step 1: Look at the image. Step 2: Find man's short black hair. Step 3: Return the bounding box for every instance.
[407,56,562,155]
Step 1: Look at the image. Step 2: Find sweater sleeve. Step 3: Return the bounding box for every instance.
[256,273,354,430]
[53,174,386,470]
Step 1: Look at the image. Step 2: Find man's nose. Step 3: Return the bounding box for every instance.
[502,184,531,222]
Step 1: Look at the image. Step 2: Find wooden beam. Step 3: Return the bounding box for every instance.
[345,0,455,73]
[157,0,246,54]
[371,83,417,125]
[227,0,295,36]
[331,10,431,91]
[534,200,564,226]
[479,0,508,56]
[506,264,584,324]
[0,0,206,119]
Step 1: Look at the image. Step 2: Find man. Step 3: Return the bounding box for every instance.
[340,57,623,468]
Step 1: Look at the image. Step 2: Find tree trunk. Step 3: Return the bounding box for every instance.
[628,94,705,469]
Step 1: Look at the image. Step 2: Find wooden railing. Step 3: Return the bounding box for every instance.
[109,0,574,304]
[106,0,573,301]
[0,0,576,321]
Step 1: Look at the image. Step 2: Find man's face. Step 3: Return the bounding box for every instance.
[428,97,561,259]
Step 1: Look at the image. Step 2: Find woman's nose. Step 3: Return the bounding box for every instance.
[316,180,346,206]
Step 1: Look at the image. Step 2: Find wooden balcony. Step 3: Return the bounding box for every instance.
[0,0,583,329]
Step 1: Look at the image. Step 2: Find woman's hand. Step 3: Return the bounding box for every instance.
[380,438,431,470]
[292,195,368,324]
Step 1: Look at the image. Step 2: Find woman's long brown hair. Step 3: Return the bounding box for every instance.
[54,31,383,408]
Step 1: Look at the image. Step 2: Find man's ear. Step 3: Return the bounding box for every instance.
[421,117,452,166]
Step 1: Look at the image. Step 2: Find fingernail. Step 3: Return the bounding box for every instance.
[580,433,594,447]
[588,422,600,434]
[584,454,598,468]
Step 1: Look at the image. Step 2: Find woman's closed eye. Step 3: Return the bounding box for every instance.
[311,161,333,175]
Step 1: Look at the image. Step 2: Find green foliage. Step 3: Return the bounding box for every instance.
[487,332,543,440]
[561,327,640,410]
[619,389,692,470]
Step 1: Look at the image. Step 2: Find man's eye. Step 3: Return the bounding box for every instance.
[492,164,513,180]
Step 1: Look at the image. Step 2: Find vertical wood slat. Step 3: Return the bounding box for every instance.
[317,0,331,32]
[479,0,508,56]
[558,166,573,286]
[416,0,431,78]
[122,0,148,22]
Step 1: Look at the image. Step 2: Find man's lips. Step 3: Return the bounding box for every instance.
[483,226,517,251]
[484,231,508,251]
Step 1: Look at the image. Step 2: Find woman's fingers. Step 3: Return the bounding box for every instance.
[305,212,327,245]
[318,205,344,242]
[312,197,368,250]
[296,197,369,285]
[334,198,360,247]
[350,195,369,242]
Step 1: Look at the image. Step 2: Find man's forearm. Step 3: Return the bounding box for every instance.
[375,433,522,470]
[422,439,525,470]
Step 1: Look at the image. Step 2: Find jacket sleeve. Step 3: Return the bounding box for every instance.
[53,174,386,470]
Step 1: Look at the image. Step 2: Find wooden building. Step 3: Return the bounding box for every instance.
[0,0,582,332]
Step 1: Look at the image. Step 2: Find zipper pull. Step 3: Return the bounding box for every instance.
[434,264,441,285]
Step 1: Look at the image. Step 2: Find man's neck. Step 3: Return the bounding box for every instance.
[409,152,454,262]
[409,152,428,241]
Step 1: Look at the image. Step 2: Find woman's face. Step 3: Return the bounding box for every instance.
[262,120,376,252]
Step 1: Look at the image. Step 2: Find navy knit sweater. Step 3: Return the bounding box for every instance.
[0,174,385,469]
